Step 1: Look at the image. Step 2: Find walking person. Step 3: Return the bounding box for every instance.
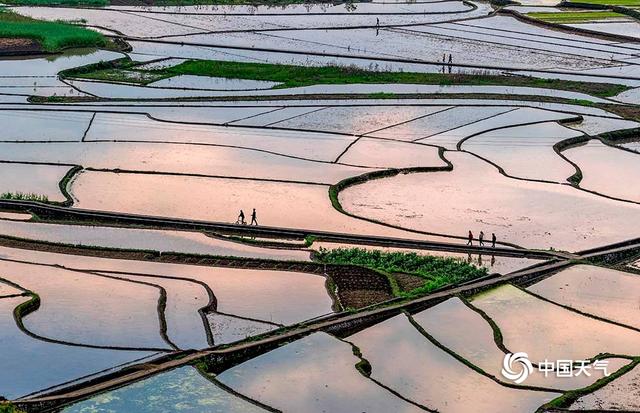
[250,208,258,226]
[479,231,485,247]
[491,233,496,248]
[443,53,446,63]
[376,17,380,26]
[236,210,245,225]
[467,230,473,246]
[448,54,452,64]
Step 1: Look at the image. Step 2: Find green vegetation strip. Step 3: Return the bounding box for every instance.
[0,10,106,52]
[527,11,626,23]
[315,247,488,297]
[539,357,640,410]
[63,57,629,98]
[0,192,49,203]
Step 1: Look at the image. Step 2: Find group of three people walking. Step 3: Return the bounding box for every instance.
[467,230,496,247]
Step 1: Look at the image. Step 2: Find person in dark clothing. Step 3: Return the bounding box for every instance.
[479,231,485,247]
[376,17,380,26]
[448,54,452,64]
[237,210,245,225]
[250,208,258,226]
[491,233,497,248]
[467,230,473,246]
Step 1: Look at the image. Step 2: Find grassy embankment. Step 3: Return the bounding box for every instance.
[315,247,488,297]
[527,10,626,23]
[0,10,106,52]
[64,58,629,98]
[0,192,49,202]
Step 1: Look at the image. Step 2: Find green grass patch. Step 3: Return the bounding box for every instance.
[63,57,629,98]
[528,10,626,22]
[315,247,488,297]
[0,10,106,52]
[1,192,49,202]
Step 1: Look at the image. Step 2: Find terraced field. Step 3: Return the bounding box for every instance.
[0,0,639,412]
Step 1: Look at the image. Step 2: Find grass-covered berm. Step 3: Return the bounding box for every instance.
[64,58,629,98]
[315,247,488,297]
[0,10,106,52]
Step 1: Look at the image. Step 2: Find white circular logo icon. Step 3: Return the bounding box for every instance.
[501,352,533,384]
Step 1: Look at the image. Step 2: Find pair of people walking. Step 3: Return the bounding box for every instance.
[467,230,496,248]
[237,208,258,225]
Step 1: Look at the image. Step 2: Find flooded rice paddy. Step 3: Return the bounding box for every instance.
[1,1,640,410]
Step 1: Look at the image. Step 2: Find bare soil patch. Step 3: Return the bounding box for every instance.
[0,37,42,56]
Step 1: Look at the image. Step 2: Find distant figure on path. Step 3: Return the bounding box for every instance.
[443,53,446,63]
[237,210,245,225]
[250,208,258,226]
[491,233,496,248]
[448,54,452,64]
[467,230,473,246]
[479,231,485,246]
[376,17,380,26]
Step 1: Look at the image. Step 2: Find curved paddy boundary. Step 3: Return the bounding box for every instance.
[553,127,640,205]
[427,19,640,58]
[403,310,565,393]
[538,356,640,412]
[96,36,640,85]
[1,261,176,353]
[106,0,473,16]
[460,281,640,369]
[57,74,625,105]
[106,1,484,40]
[455,116,586,186]
[328,143,555,250]
[92,269,217,346]
[340,337,438,412]
[0,198,556,258]
[2,252,322,347]
[517,282,640,334]
[196,371,282,413]
[90,269,289,344]
[83,269,180,350]
[14,258,574,412]
[326,148,519,247]
[331,121,640,243]
[0,232,363,309]
[498,8,640,44]
[0,161,81,207]
[16,352,163,401]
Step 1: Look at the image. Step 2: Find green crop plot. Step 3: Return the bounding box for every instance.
[527,11,626,23]
[0,11,106,52]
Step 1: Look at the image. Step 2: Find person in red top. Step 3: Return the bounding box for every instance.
[467,230,473,246]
